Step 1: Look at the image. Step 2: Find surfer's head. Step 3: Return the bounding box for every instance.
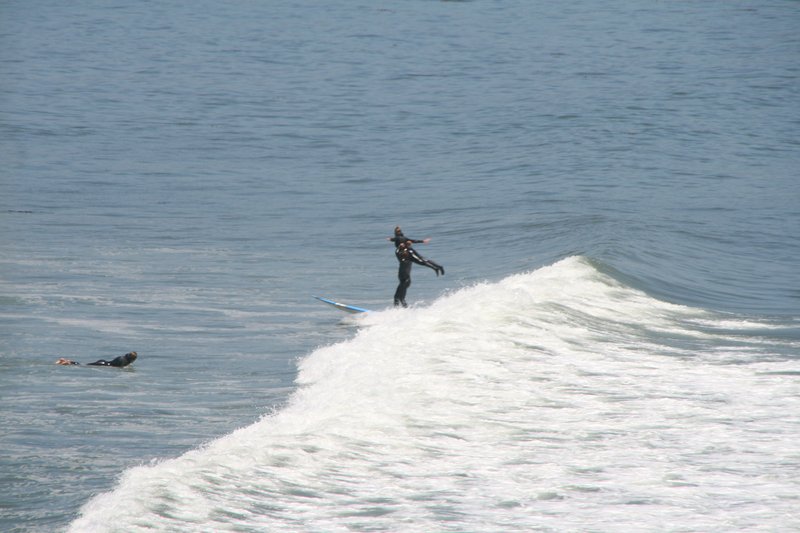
[123,351,138,364]
[55,358,77,365]
[394,226,402,235]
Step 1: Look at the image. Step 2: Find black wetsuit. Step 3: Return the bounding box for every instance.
[394,247,413,307]
[394,246,443,307]
[87,352,138,367]
[390,232,444,275]
[411,248,443,275]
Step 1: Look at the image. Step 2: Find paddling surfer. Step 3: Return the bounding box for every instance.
[56,351,138,368]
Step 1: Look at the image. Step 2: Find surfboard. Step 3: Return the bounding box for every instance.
[313,296,371,314]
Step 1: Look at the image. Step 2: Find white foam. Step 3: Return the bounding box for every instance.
[69,257,800,532]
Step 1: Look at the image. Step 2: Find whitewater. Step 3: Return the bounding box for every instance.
[69,257,800,532]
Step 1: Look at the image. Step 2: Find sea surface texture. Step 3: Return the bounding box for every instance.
[1,1,798,532]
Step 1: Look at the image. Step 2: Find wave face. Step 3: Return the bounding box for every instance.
[69,258,799,532]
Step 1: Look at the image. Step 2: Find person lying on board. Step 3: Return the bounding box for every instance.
[387,225,430,248]
[56,351,138,368]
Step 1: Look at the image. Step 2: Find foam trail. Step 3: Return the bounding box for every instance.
[69,257,800,532]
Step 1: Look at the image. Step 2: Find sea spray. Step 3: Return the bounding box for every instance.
[69,257,800,532]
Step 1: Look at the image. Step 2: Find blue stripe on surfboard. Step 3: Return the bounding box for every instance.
[313,296,371,314]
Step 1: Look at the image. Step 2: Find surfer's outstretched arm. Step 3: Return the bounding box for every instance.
[388,236,429,246]
[389,226,429,247]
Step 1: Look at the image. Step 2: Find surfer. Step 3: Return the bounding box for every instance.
[387,226,430,248]
[56,351,138,368]
[394,241,444,307]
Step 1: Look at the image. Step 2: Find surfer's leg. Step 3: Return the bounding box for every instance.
[409,251,444,276]
[420,258,444,276]
[394,276,410,307]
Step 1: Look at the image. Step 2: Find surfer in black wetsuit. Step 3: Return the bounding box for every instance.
[88,351,137,367]
[394,241,444,307]
[56,351,138,368]
[394,242,413,307]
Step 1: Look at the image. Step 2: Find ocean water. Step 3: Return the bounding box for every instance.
[1,1,798,531]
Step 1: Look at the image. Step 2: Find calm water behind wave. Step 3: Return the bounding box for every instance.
[1,1,798,531]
